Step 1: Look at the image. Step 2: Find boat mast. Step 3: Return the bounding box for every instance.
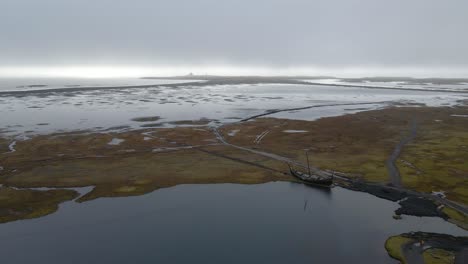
[305,150,311,175]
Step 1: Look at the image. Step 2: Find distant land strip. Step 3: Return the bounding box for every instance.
[1,76,468,97]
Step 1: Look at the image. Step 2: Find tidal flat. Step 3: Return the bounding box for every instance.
[1,105,467,214]
[1,77,468,263]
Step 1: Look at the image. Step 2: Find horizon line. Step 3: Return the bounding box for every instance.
[1,65,468,79]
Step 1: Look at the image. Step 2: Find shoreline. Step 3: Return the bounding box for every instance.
[1,105,467,226]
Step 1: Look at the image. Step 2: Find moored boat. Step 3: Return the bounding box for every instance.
[288,150,333,187]
[289,167,333,186]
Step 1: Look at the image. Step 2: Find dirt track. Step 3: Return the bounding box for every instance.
[386,119,418,187]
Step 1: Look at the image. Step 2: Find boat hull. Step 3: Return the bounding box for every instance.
[289,168,333,187]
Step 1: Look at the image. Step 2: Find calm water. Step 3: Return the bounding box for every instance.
[0,77,202,92]
[0,182,465,264]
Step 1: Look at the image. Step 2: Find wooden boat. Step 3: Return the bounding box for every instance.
[288,150,333,187]
[289,166,333,187]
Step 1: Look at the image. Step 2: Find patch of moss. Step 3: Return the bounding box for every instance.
[400,119,468,204]
[423,248,455,264]
[443,206,468,230]
[385,235,415,264]
[2,145,289,203]
[0,187,78,223]
[115,186,138,193]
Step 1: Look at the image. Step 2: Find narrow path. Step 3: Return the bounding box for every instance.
[386,119,418,187]
[213,127,333,178]
[241,101,388,122]
[196,148,286,175]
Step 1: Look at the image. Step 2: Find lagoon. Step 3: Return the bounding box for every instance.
[0,182,465,264]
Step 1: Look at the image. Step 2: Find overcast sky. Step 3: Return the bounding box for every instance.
[1,0,468,77]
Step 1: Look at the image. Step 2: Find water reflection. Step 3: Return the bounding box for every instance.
[0,182,465,264]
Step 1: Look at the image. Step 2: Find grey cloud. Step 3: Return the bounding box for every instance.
[1,0,468,70]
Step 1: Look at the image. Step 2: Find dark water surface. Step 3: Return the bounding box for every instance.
[0,182,466,264]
